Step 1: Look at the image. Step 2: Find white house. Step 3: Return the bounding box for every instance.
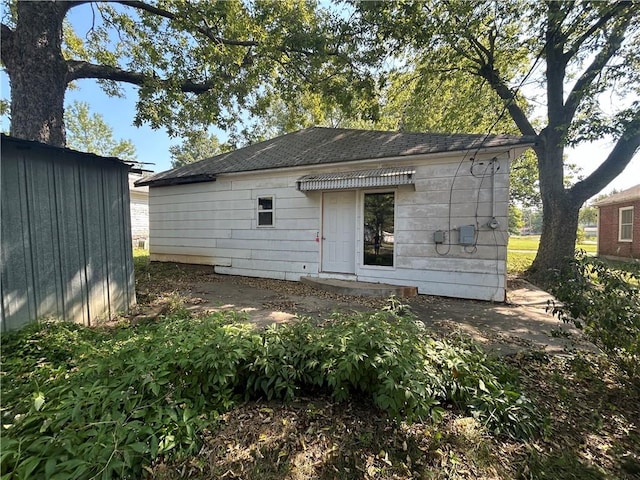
[128,172,149,247]
[137,127,534,301]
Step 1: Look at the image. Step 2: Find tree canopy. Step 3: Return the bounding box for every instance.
[1,0,375,146]
[169,130,223,168]
[65,100,137,161]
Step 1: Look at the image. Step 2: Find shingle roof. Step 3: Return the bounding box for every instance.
[138,127,536,187]
[593,184,640,206]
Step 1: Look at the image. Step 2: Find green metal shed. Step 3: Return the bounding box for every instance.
[1,134,136,330]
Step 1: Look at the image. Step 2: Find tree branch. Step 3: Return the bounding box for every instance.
[114,0,259,48]
[66,60,227,93]
[571,124,640,204]
[562,1,632,63]
[563,15,631,125]
[477,64,538,137]
[114,0,339,57]
[59,0,94,15]
[1,23,14,67]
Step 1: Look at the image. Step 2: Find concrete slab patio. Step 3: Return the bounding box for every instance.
[300,276,418,298]
[137,265,593,356]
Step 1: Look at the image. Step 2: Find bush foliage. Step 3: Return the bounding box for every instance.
[548,252,640,379]
[1,309,544,479]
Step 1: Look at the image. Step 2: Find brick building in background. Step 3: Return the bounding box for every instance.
[594,184,640,261]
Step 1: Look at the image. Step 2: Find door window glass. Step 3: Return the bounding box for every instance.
[363,192,394,266]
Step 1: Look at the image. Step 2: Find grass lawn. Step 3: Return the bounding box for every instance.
[508,235,597,253]
[507,251,537,274]
[507,236,598,274]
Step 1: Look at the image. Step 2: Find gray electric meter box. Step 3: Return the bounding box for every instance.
[434,230,445,244]
[458,225,475,245]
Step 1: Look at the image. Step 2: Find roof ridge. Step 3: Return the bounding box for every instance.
[303,125,522,138]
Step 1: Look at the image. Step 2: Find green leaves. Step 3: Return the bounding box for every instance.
[1,309,544,478]
[32,392,45,412]
[549,253,640,380]
[64,101,138,161]
[168,130,224,168]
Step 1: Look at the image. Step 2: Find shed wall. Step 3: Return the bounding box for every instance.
[148,152,512,301]
[1,140,136,330]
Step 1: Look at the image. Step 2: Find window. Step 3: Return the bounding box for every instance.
[619,206,633,242]
[363,192,395,267]
[257,196,274,227]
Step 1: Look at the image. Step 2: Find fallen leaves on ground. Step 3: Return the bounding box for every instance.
[147,353,640,480]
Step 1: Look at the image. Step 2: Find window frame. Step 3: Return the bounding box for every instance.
[257,195,275,228]
[618,206,634,242]
[361,190,397,269]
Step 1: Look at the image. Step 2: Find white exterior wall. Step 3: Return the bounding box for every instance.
[149,173,321,280]
[148,151,516,301]
[354,154,511,302]
[129,173,149,244]
[130,192,149,241]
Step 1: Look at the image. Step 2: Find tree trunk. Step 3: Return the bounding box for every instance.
[530,191,581,282]
[4,2,68,146]
[528,127,581,284]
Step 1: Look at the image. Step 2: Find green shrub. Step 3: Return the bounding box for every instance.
[1,310,544,479]
[1,314,258,479]
[244,312,543,436]
[548,252,640,379]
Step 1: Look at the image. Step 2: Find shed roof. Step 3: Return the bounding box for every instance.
[137,127,536,187]
[1,134,137,170]
[593,184,640,206]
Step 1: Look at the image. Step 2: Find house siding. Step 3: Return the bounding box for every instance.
[129,173,149,246]
[597,200,640,260]
[1,137,136,331]
[149,152,512,301]
[130,192,149,242]
[149,177,320,278]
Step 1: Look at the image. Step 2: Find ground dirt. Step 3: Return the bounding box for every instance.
[134,262,590,355]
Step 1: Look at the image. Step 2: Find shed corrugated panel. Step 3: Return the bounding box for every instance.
[297,167,415,191]
[1,140,135,331]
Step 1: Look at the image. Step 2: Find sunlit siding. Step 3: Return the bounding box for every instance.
[149,173,322,280]
[354,154,511,302]
[148,150,516,301]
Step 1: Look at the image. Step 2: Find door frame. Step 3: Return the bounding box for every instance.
[320,190,357,274]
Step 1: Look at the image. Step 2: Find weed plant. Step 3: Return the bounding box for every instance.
[1,308,544,479]
[548,252,640,380]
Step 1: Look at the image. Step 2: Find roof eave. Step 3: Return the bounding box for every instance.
[137,173,217,187]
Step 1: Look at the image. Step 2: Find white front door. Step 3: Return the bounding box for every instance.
[322,191,356,273]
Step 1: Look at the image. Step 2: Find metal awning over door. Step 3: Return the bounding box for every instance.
[296,167,415,191]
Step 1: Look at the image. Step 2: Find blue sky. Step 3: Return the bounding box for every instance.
[1,4,637,196]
